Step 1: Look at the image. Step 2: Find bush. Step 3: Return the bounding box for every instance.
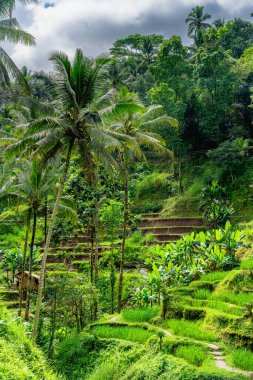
[136,172,171,200]
[190,281,215,291]
[183,307,206,321]
[167,303,184,319]
[175,344,207,366]
[55,333,108,379]
[0,308,57,379]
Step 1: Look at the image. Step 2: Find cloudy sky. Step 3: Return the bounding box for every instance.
[9,0,253,71]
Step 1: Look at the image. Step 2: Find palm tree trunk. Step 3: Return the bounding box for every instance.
[44,197,48,242]
[25,207,37,321]
[118,160,129,312]
[18,208,32,317]
[32,141,74,343]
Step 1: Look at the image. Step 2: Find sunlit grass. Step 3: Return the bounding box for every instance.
[121,307,160,323]
[91,324,153,343]
[194,289,211,300]
[175,344,207,367]
[162,319,217,342]
[210,291,253,306]
[188,298,243,316]
[199,271,228,282]
[240,259,253,270]
[228,348,253,371]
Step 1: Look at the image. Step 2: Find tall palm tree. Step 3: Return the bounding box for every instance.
[4,48,129,341]
[185,6,211,40]
[0,0,36,88]
[0,159,75,318]
[104,88,177,311]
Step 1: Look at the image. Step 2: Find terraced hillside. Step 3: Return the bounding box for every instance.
[139,213,206,244]
[44,214,206,268]
[85,263,253,379]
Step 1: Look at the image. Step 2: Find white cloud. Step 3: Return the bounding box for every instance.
[9,0,253,71]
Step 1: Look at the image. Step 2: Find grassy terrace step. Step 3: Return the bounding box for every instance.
[141,213,161,218]
[139,218,205,228]
[153,234,182,242]
[0,300,25,309]
[47,252,101,263]
[140,226,203,234]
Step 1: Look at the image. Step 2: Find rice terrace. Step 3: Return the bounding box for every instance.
[0,1,253,379]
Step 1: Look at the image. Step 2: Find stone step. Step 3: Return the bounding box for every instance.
[153,234,181,242]
[141,213,160,218]
[139,218,204,228]
[140,226,198,235]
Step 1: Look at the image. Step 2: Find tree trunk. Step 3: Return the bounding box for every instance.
[32,141,74,343]
[18,208,32,317]
[25,206,37,321]
[44,197,48,242]
[118,160,129,312]
[178,158,183,194]
[48,291,57,358]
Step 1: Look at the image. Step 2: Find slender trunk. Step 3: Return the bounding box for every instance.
[44,197,48,242]
[25,207,37,321]
[94,210,99,285]
[32,141,74,343]
[90,228,94,284]
[48,292,57,358]
[118,160,129,312]
[18,208,32,317]
[178,158,183,194]
[93,212,99,319]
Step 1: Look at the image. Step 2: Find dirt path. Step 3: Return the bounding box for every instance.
[206,343,253,377]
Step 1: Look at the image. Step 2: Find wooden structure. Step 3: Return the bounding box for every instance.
[17,271,40,290]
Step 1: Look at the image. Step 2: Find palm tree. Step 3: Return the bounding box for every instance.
[185,6,211,40]
[104,88,177,311]
[4,48,128,341]
[213,19,225,29]
[0,159,75,318]
[0,0,36,88]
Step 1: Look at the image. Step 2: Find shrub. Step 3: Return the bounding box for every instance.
[0,308,57,379]
[167,303,184,319]
[175,344,207,366]
[183,307,206,321]
[190,281,215,291]
[136,172,171,200]
[55,333,109,379]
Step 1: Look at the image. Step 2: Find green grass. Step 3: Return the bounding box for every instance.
[194,289,211,300]
[240,259,253,270]
[162,319,217,342]
[228,348,253,371]
[90,324,154,343]
[210,291,253,306]
[199,271,228,282]
[175,344,207,367]
[187,298,244,316]
[121,307,160,323]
